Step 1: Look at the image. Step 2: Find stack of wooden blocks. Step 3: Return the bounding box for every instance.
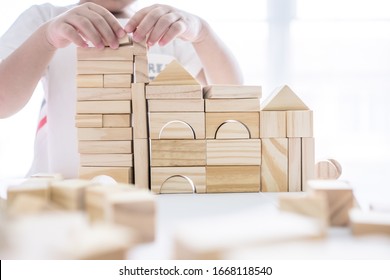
[76,36,315,193]
[76,36,149,187]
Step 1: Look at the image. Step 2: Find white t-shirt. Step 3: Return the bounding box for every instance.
[0,3,202,178]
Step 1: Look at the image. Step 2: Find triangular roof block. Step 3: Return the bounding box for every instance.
[149,60,199,86]
[261,85,309,111]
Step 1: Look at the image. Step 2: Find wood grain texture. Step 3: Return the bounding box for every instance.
[206,166,261,193]
[103,74,132,88]
[103,114,131,128]
[288,138,302,192]
[77,60,133,75]
[131,83,148,139]
[77,88,131,101]
[75,114,103,128]
[206,139,261,166]
[78,127,132,141]
[77,74,103,88]
[261,138,288,192]
[148,99,204,112]
[287,110,313,138]
[78,140,132,154]
[77,100,131,114]
[260,111,286,138]
[80,153,133,167]
[205,99,260,112]
[146,85,202,99]
[77,45,134,61]
[203,85,262,99]
[261,85,309,111]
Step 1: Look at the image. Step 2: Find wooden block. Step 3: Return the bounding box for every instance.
[77,88,131,101]
[131,83,148,139]
[50,179,97,210]
[78,140,132,154]
[261,138,288,192]
[79,166,133,184]
[104,74,132,88]
[149,112,205,139]
[119,34,132,46]
[132,38,147,55]
[133,139,150,190]
[302,137,315,191]
[315,159,342,180]
[149,60,199,85]
[205,99,260,112]
[77,45,134,61]
[146,85,202,99]
[288,138,302,192]
[207,139,261,166]
[106,190,156,243]
[77,74,103,88]
[203,85,262,99]
[85,184,132,222]
[75,114,103,128]
[261,85,309,111]
[308,180,354,226]
[150,139,206,167]
[80,153,133,167]
[206,112,259,139]
[148,99,204,112]
[77,60,133,75]
[6,194,54,216]
[7,180,50,205]
[78,127,132,141]
[206,166,260,193]
[151,167,206,194]
[287,110,313,137]
[77,100,131,114]
[134,55,149,83]
[214,121,251,139]
[103,114,131,128]
[260,111,286,138]
[279,192,329,227]
[349,209,390,236]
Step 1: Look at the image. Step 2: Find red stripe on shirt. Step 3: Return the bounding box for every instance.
[36,115,47,134]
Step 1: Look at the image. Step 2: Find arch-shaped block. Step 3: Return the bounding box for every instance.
[215,120,251,139]
[160,175,195,194]
[159,120,195,139]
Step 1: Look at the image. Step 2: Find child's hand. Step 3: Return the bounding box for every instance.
[45,2,125,49]
[124,4,207,47]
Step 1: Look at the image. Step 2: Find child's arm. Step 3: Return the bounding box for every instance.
[0,2,125,118]
[125,4,243,85]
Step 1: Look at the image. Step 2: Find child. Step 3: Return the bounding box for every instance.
[0,1,243,178]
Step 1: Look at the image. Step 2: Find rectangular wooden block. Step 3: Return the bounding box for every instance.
[349,209,390,236]
[288,138,302,192]
[77,74,103,88]
[150,139,206,167]
[279,192,329,227]
[287,110,313,138]
[50,179,96,210]
[75,114,103,128]
[77,45,134,61]
[206,166,260,193]
[77,88,131,101]
[149,112,205,139]
[134,55,149,83]
[147,99,204,112]
[106,190,155,243]
[78,127,132,141]
[85,184,131,222]
[302,137,315,191]
[7,180,50,204]
[205,99,260,112]
[151,167,206,194]
[260,111,287,138]
[77,100,131,114]
[104,74,132,88]
[206,139,261,166]
[206,112,259,139]
[308,180,354,226]
[79,166,133,184]
[203,85,262,99]
[261,138,288,192]
[133,139,150,190]
[80,153,133,167]
[103,114,131,128]
[146,85,202,99]
[131,83,148,139]
[77,60,133,75]
[78,140,132,154]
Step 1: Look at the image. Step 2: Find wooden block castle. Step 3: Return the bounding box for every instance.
[76,36,315,194]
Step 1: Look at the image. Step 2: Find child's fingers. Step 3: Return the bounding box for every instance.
[147,13,183,45]
[158,20,186,46]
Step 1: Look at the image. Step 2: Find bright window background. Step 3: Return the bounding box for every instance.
[1,0,389,179]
